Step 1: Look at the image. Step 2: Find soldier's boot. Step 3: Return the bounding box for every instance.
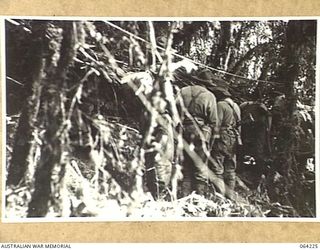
[224,157,236,201]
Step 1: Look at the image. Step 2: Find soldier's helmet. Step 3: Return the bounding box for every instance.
[209,77,231,97]
[192,69,216,85]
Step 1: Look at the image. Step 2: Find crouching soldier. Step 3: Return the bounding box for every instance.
[177,69,220,197]
[210,82,242,200]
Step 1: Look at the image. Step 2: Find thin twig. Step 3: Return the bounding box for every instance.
[6,76,24,86]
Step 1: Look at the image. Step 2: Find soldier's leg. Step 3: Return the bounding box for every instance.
[181,128,211,197]
[181,147,196,197]
[145,152,173,200]
[192,140,211,196]
[224,154,237,200]
[209,151,226,196]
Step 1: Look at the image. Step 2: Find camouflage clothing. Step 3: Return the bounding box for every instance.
[179,85,219,140]
[178,85,219,196]
[211,98,241,200]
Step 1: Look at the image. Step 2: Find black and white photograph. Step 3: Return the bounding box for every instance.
[3,18,317,220]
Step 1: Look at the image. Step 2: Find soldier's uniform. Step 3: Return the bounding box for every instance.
[211,88,241,200]
[141,91,174,200]
[178,81,219,196]
[240,101,272,184]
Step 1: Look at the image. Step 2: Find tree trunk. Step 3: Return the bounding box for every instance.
[271,20,316,216]
[210,21,231,69]
[27,22,77,217]
[7,21,48,186]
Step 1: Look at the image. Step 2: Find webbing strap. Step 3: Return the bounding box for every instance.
[223,98,240,127]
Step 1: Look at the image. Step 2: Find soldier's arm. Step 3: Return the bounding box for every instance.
[207,94,220,136]
[236,104,242,136]
[217,101,225,128]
